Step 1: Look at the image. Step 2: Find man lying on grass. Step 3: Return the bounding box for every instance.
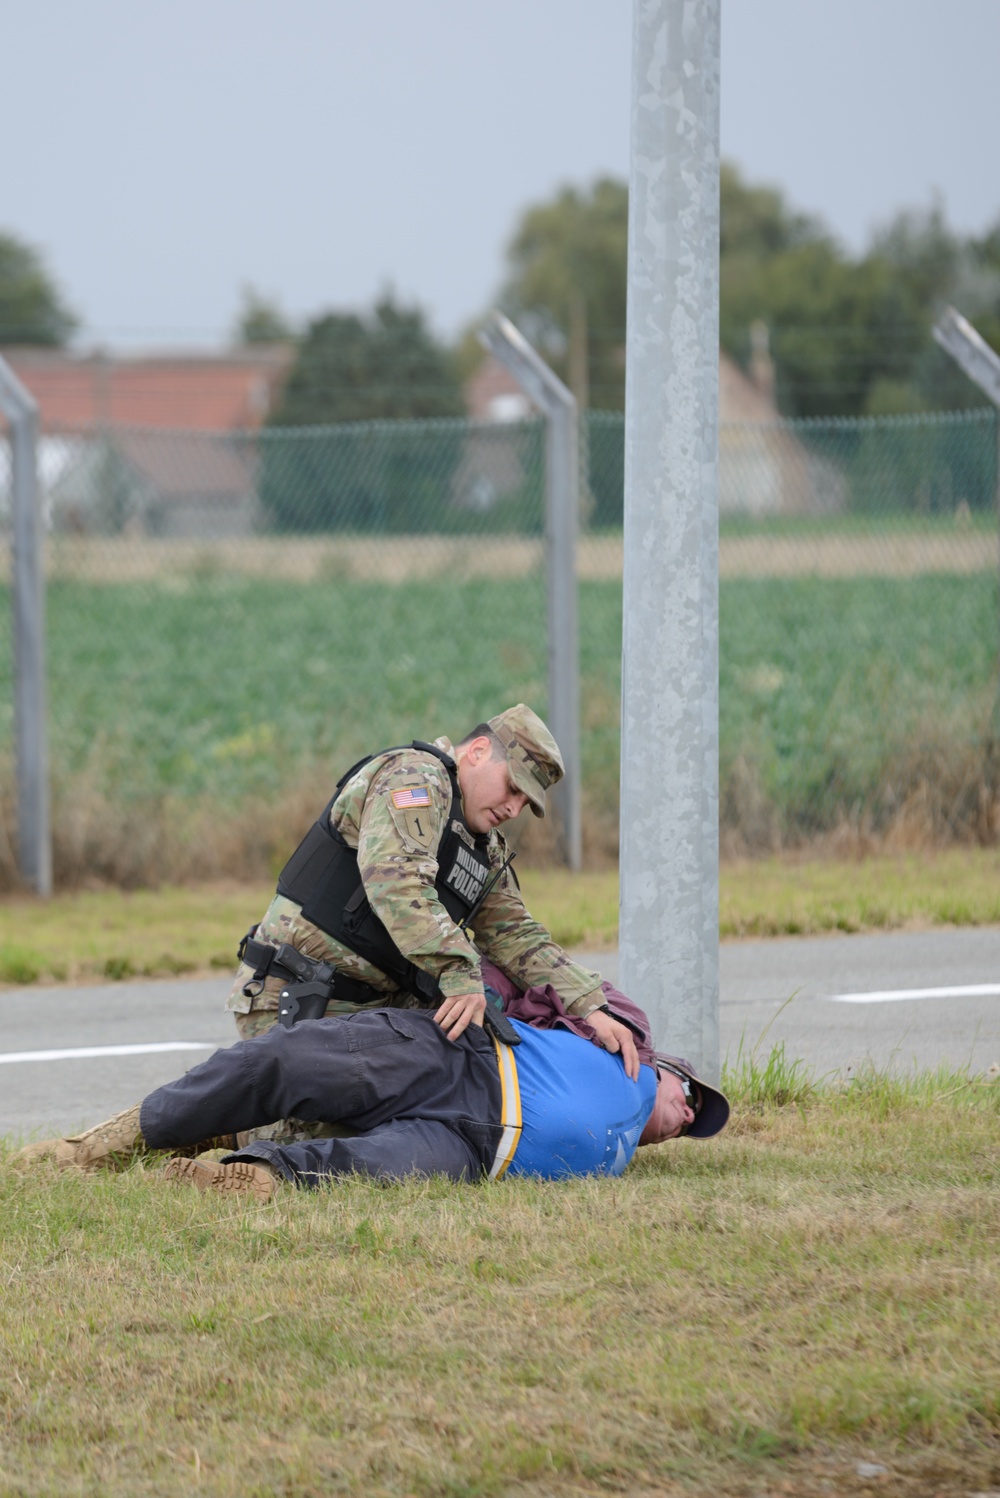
[19,963,729,1200]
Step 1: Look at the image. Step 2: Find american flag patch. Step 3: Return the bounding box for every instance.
[391,786,431,809]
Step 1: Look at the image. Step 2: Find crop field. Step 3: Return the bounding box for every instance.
[0,567,996,886]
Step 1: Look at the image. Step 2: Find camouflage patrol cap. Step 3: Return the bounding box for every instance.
[487,703,564,818]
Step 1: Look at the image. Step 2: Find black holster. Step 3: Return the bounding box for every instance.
[239,931,383,1029]
[276,980,333,1029]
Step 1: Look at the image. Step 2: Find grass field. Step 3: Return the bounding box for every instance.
[0,567,996,887]
[2,845,1000,988]
[2,1068,997,1497]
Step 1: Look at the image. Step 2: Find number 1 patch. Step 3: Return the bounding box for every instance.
[399,808,433,849]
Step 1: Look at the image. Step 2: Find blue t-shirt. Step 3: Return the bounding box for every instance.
[505,1020,658,1179]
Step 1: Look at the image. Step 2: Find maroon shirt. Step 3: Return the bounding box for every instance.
[480,959,656,1070]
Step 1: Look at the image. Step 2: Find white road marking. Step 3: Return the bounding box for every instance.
[827,983,1000,1005]
[0,1041,216,1065]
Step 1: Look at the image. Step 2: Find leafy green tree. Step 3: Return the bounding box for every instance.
[719,160,824,261]
[723,236,928,417]
[501,177,628,412]
[271,295,464,426]
[965,217,1000,346]
[0,231,77,345]
[261,295,466,533]
[234,286,295,345]
[717,167,940,417]
[496,165,1000,420]
[867,206,1000,412]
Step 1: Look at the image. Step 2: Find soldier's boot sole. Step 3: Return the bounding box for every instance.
[163,1157,277,1203]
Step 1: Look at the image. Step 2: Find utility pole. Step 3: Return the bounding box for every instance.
[619,0,721,1076]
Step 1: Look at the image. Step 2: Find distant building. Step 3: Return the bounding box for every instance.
[48,430,261,539]
[0,346,292,536]
[465,355,535,424]
[465,336,844,517]
[1,346,293,433]
[718,330,844,515]
[465,345,784,426]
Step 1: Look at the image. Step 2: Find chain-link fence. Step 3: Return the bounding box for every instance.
[0,406,997,886]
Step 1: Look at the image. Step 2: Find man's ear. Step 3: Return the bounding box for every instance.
[466,735,491,766]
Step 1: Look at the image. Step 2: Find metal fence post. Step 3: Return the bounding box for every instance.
[933,308,1000,690]
[0,355,51,896]
[932,310,1000,518]
[477,313,582,869]
[619,0,721,1077]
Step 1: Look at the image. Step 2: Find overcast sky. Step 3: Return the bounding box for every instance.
[4,0,998,350]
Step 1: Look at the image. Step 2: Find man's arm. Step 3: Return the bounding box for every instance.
[472,853,606,1014]
[485,961,646,1081]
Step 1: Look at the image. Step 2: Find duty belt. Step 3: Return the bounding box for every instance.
[238,929,523,1047]
[238,930,385,1028]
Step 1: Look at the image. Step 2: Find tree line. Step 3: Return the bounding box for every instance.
[3,161,999,424]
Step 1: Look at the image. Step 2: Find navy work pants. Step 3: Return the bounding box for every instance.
[139,1009,503,1187]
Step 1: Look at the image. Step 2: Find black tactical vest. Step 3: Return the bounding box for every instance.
[276,741,492,1000]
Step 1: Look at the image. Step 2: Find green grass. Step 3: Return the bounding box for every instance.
[3,845,1000,988]
[2,1069,998,1496]
[718,845,1000,937]
[0,882,261,986]
[718,509,999,539]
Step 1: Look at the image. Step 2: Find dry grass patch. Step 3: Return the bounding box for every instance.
[719,844,1000,938]
[0,871,619,989]
[2,1074,998,1496]
[0,881,271,987]
[4,847,1000,988]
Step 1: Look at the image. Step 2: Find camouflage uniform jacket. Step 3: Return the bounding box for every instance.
[227,736,604,1023]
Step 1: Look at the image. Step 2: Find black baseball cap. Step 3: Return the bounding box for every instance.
[654,1053,730,1139]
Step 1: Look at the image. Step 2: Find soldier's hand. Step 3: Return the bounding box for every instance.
[434,990,486,1041]
[586,1009,640,1081]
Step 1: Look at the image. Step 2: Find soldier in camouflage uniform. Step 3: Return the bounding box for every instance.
[229,704,629,1055]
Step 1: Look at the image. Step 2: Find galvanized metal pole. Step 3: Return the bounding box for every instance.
[0,356,52,896]
[933,307,1000,692]
[933,307,1000,408]
[932,311,1000,529]
[478,313,582,869]
[619,0,721,1076]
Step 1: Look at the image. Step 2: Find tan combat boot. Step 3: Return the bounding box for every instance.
[14,1104,145,1173]
[163,1157,278,1203]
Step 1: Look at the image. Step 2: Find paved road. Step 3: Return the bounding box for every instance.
[2,926,998,1140]
[590,926,999,1080]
